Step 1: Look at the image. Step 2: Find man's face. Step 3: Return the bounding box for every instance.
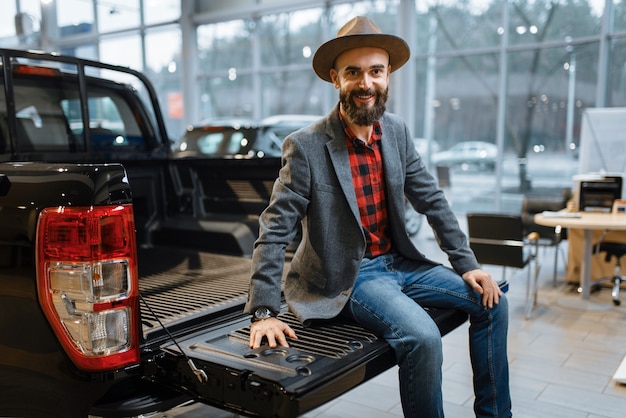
[330,47,390,126]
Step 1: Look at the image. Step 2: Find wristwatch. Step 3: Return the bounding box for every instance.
[251,306,276,322]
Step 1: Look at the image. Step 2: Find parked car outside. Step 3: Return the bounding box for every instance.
[431,140,497,171]
[172,118,258,158]
[173,115,321,159]
[412,137,440,162]
[255,114,322,157]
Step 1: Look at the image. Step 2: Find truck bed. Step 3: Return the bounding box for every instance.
[137,247,253,342]
[137,247,472,418]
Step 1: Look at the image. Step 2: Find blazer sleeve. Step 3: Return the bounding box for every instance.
[243,135,312,315]
[401,123,481,275]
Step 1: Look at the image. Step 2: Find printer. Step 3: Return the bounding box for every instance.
[575,174,623,212]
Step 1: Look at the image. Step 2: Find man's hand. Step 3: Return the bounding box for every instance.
[249,317,298,349]
[462,268,502,309]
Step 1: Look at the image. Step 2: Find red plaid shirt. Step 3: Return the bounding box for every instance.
[341,115,391,258]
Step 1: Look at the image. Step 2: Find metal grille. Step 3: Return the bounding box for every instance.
[139,252,251,333]
[229,312,381,359]
[225,179,274,202]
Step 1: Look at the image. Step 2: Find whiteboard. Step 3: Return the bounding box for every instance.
[579,107,626,174]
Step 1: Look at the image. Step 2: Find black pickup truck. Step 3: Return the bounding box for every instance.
[0,48,476,418]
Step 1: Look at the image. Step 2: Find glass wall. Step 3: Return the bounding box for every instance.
[2,0,625,214]
[1,3,19,39]
[257,9,326,117]
[508,0,603,44]
[415,1,502,54]
[609,37,626,107]
[96,0,140,32]
[145,26,183,135]
[616,0,626,31]
[196,19,254,120]
[99,33,142,69]
[3,0,183,138]
[408,0,615,213]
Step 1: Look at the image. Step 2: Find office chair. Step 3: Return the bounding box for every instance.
[593,237,626,306]
[467,213,541,319]
[521,195,568,287]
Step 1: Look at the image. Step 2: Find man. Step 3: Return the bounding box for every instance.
[244,16,511,418]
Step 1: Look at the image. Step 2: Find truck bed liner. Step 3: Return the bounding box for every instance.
[138,248,253,341]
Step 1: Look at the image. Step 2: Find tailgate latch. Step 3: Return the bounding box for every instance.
[188,359,208,383]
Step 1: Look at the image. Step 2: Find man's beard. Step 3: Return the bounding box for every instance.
[340,86,388,126]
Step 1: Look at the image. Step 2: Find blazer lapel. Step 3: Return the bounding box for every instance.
[324,115,361,224]
[380,122,404,199]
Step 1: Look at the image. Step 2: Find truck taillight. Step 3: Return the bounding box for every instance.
[36,204,140,372]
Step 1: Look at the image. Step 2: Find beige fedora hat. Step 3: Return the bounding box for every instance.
[312,16,410,83]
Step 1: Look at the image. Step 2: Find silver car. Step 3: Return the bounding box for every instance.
[431,141,497,171]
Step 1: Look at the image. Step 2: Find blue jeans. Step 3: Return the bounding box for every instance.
[341,253,511,418]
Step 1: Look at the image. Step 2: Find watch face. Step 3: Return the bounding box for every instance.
[254,307,272,320]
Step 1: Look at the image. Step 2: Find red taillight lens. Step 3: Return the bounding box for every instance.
[36,204,140,372]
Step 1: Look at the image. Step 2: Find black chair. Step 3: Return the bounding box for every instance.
[593,238,626,306]
[521,194,568,287]
[467,213,541,319]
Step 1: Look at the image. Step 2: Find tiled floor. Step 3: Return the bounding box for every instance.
[166,221,626,418]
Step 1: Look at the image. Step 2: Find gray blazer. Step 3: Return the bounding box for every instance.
[244,104,480,323]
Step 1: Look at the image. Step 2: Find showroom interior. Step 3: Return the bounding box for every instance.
[2,1,626,417]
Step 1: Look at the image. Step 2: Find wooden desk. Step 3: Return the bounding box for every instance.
[566,229,626,284]
[534,211,626,299]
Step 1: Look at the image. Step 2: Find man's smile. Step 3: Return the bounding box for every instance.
[353,91,375,105]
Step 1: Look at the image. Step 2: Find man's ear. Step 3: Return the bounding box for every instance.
[330,69,339,89]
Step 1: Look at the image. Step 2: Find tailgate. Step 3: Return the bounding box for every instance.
[156,312,398,418]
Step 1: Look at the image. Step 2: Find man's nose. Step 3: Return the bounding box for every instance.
[358,74,372,89]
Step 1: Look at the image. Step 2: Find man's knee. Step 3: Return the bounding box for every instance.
[403,323,443,358]
[493,293,509,318]
[405,330,443,370]
[485,293,509,329]
[469,293,509,327]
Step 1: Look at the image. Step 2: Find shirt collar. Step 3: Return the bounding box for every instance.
[339,109,383,146]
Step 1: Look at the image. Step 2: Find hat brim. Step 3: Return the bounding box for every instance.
[312,33,410,82]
